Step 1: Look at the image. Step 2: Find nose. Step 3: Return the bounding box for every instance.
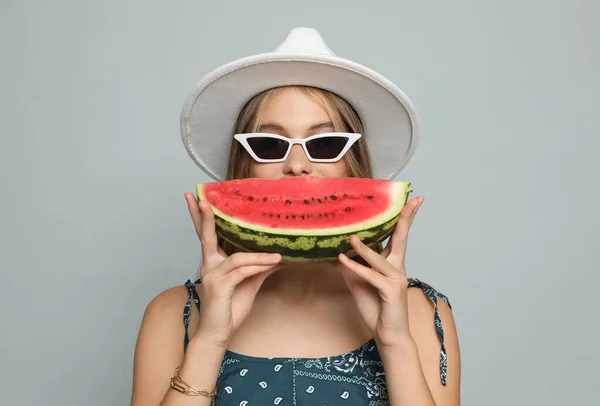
[282,144,312,177]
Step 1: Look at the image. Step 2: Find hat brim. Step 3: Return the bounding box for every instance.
[180,51,419,181]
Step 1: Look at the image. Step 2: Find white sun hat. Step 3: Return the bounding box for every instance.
[180,27,419,181]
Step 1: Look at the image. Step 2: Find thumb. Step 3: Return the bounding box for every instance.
[380,243,391,259]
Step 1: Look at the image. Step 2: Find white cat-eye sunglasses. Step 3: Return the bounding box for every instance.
[234,132,362,163]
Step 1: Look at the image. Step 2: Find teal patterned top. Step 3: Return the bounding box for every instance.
[182,278,452,406]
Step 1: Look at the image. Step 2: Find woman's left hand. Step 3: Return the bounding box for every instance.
[335,196,424,348]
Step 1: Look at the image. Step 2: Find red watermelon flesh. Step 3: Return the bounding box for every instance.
[201,177,394,229]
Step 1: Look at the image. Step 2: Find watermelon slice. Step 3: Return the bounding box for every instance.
[196,177,412,262]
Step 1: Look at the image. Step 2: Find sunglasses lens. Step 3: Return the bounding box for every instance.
[306,136,350,160]
[247,137,289,160]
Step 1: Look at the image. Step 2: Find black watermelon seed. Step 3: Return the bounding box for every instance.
[324,196,328,200]
[330,195,338,200]
[292,215,296,219]
[248,196,254,201]
[317,199,323,204]
[367,195,374,200]
[286,215,289,219]
[304,199,310,204]
[269,213,273,217]
[343,194,348,199]
[263,197,267,202]
[301,215,305,219]
[285,200,292,205]
[277,214,280,218]
[345,207,351,212]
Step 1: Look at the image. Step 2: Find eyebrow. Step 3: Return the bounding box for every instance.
[258,121,334,133]
[257,122,285,133]
[308,122,335,131]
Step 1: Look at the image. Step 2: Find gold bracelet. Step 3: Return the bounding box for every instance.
[169,367,218,398]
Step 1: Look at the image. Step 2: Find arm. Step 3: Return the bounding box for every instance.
[131,194,284,405]
[337,196,461,405]
[131,196,283,405]
[130,286,225,406]
[380,288,461,406]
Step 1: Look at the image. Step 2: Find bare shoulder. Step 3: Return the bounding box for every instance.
[406,279,453,317]
[407,279,461,405]
[139,284,192,333]
[131,283,197,405]
[406,280,456,345]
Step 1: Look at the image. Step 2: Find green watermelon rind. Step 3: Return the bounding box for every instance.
[196,179,413,262]
[214,214,400,263]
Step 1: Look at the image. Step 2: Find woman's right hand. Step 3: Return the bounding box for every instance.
[184,193,283,349]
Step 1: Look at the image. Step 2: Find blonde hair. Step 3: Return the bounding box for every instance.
[219,85,382,261]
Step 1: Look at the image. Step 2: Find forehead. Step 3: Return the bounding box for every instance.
[259,88,331,126]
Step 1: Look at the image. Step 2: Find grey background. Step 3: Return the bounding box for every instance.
[1,0,597,405]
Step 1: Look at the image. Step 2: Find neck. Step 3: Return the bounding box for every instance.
[261,261,348,302]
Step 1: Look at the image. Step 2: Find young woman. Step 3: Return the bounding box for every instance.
[131,28,461,406]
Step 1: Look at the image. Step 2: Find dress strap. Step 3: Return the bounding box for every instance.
[407,278,452,386]
[183,279,201,353]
